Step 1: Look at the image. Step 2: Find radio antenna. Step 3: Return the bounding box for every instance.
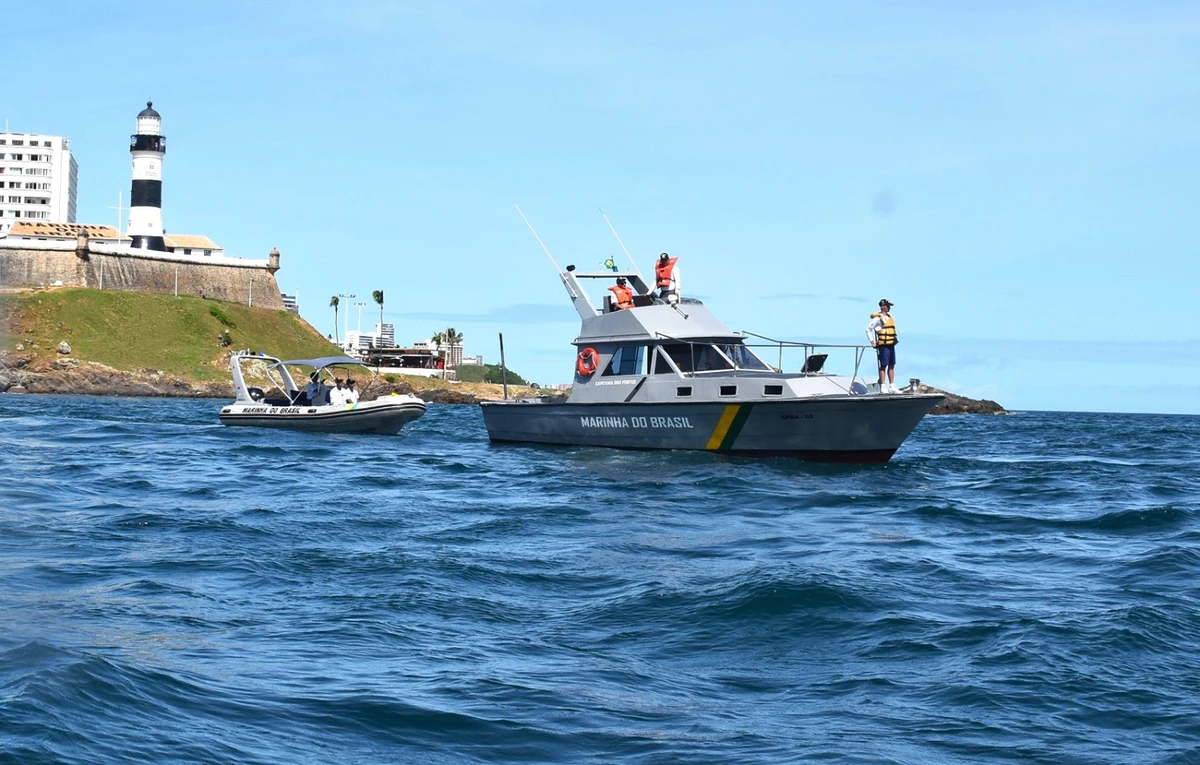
[599,207,645,280]
[514,205,562,273]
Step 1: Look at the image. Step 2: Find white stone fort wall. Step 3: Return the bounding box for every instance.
[0,247,284,311]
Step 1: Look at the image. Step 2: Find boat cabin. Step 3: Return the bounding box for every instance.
[557,264,870,404]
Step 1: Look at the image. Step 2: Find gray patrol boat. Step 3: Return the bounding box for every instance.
[480,265,942,463]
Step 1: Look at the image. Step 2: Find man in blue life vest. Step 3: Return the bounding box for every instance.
[654,252,680,304]
[866,299,899,393]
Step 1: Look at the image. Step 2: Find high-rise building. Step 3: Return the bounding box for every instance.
[0,131,78,236]
[375,323,395,348]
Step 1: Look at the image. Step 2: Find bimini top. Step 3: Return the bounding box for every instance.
[270,355,368,371]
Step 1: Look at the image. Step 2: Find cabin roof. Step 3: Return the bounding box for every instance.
[575,301,740,345]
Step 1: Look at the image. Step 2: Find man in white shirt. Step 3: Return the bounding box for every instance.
[345,379,360,404]
[866,299,899,393]
[328,378,348,406]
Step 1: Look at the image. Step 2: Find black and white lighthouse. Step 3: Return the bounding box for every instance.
[128,101,167,251]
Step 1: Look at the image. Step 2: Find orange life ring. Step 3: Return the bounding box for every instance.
[576,347,600,377]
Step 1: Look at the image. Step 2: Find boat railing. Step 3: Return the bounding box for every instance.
[652,331,874,387]
[739,331,873,381]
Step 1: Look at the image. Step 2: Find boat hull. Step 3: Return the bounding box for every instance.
[220,397,426,435]
[479,395,941,463]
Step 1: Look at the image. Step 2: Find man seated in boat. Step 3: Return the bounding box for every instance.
[304,372,331,406]
[329,378,349,406]
[607,277,635,311]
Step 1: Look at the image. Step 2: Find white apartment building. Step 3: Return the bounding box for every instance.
[343,323,396,355]
[376,322,395,348]
[0,132,78,236]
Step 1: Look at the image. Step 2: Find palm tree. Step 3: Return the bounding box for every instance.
[429,331,447,376]
[329,295,340,344]
[441,326,464,368]
[372,290,384,338]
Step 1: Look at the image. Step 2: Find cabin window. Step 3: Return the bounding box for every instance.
[602,345,645,376]
[720,385,737,396]
[653,348,677,375]
[763,384,783,396]
[660,343,733,373]
[676,386,692,397]
[721,344,771,371]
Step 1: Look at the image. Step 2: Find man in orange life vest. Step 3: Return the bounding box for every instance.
[654,253,680,304]
[607,277,634,311]
[866,298,899,393]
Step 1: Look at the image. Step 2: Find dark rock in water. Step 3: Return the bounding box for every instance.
[373,381,489,405]
[419,389,482,405]
[906,383,1007,415]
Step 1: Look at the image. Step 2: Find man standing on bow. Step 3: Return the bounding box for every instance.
[866,299,899,393]
[654,252,680,304]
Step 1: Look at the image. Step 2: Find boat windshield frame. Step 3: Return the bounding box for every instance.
[651,332,876,383]
[232,352,381,405]
[278,358,380,403]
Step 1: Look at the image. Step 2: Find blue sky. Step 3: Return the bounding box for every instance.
[5,1,1198,413]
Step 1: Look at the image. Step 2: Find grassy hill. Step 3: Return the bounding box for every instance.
[1,288,339,382]
[453,363,529,386]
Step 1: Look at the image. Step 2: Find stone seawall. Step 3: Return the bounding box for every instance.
[0,246,284,310]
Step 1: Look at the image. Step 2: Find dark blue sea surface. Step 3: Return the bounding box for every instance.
[1,394,1198,764]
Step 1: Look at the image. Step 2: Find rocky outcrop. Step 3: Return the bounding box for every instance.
[0,352,1004,412]
[0,352,541,404]
[907,383,1007,415]
[0,353,230,398]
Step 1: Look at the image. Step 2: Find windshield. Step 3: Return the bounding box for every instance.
[720,343,772,371]
[659,343,734,373]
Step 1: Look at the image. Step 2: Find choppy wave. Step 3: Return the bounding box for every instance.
[1,395,1199,764]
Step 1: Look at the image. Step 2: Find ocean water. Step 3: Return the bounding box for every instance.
[1,394,1198,765]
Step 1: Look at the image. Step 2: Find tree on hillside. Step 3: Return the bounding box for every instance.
[329,296,340,344]
[372,290,384,337]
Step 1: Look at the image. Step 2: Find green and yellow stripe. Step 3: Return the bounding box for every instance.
[705,404,754,451]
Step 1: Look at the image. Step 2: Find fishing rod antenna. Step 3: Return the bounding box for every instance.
[514,205,562,273]
[599,207,645,280]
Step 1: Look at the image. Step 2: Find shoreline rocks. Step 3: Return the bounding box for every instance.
[0,352,1006,413]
